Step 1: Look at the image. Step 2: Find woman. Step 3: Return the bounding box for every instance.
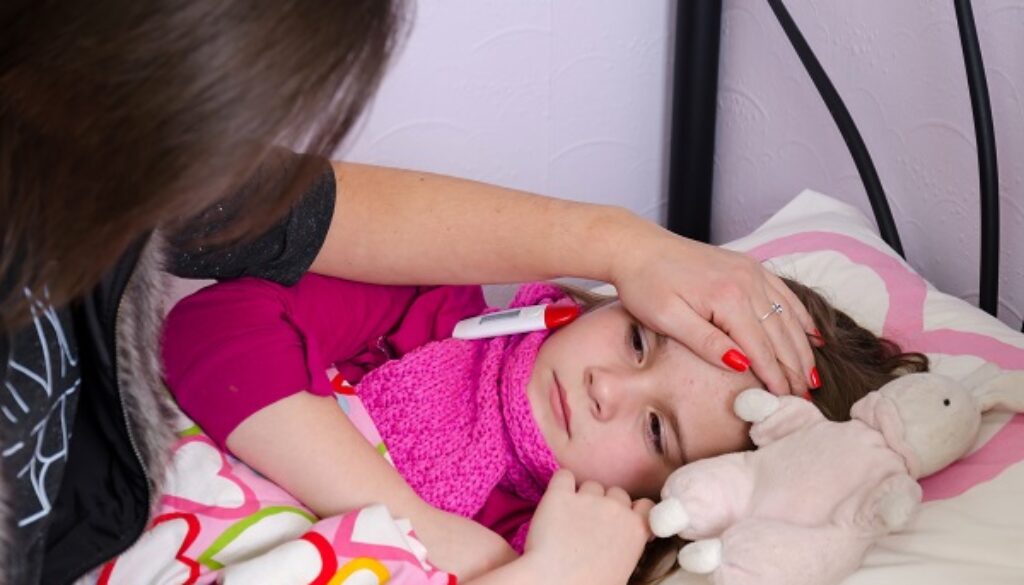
[0,2,819,583]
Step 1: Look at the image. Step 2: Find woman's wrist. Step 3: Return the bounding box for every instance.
[570,204,650,284]
[592,206,696,287]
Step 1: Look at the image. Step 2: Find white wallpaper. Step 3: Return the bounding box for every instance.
[713,0,1024,326]
[341,0,673,222]
[338,0,1023,327]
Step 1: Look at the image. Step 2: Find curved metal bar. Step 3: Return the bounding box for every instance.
[666,0,723,243]
[954,0,1000,318]
[767,0,905,259]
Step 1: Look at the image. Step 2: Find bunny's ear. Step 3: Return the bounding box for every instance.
[973,371,1024,413]
[960,362,1002,389]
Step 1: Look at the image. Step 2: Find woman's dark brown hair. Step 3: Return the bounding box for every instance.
[1,0,407,331]
[560,277,929,584]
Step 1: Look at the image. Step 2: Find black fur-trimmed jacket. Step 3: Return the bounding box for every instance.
[0,155,335,584]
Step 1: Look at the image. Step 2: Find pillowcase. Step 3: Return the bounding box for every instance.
[659,190,1024,584]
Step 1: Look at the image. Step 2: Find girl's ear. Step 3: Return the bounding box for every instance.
[973,371,1024,413]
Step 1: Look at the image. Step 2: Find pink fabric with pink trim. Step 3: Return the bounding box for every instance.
[748,231,1024,502]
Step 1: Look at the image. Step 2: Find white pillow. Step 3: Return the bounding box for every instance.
[662,190,1024,585]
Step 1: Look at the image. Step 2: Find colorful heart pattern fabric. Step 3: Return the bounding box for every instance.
[96,368,452,584]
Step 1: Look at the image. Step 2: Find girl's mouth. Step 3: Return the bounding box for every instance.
[551,373,572,438]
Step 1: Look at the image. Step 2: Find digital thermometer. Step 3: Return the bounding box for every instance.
[452,304,580,340]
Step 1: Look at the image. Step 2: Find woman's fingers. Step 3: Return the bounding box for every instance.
[765,273,820,386]
[653,298,792,396]
[762,267,817,335]
[751,295,808,396]
[610,229,823,397]
[713,307,793,396]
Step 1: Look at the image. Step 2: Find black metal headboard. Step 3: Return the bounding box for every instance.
[666,0,1016,332]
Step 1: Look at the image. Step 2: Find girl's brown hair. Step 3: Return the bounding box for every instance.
[561,277,929,584]
[1,0,407,332]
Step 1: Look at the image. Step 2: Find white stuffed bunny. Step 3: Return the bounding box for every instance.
[649,364,1024,585]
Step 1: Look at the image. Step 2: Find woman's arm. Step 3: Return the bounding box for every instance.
[311,161,619,286]
[227,391,517,580]
[310,162,818,398]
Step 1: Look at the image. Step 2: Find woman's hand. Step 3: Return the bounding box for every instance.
[606,213,819,397]
[520,470,654,585]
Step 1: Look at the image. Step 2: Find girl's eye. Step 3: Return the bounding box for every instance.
[629,323,646,362]
[647,411,665,455]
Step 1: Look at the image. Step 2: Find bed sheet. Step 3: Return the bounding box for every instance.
[92,370,454,585]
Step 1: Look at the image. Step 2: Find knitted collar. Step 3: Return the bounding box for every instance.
[356,283,567,518]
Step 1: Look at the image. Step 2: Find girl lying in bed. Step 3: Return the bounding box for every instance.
[162,274,927,584]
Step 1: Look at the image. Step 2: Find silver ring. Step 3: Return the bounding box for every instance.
[759,302,784,322]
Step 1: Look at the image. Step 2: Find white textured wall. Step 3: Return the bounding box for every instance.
[340,0,674,223]
[337,0,1023,326]
[713,0,1024,326]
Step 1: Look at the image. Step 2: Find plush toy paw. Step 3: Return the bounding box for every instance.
[878,490,917,532]
[678,538,723,574]
[734,388,779,423]
[649,497,690,538]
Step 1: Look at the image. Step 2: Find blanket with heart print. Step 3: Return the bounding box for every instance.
[93,368,454,585]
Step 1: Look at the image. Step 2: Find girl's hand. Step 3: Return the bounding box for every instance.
[607,214,818,397]
[522,470,654,585]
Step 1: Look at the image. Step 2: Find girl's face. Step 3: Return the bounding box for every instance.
[527,301,757,499]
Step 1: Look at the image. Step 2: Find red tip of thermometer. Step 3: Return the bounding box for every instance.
[544,305,580,328]
[452,304,581,340]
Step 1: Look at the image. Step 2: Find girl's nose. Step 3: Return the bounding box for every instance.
[586,367,629,422]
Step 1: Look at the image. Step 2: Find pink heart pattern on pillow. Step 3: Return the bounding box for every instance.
[102,390,455,584]
[160,436,261,519]
[97,513,201,585]
[748,231,1024,502]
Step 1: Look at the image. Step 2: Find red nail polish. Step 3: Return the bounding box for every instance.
[809,367,821,389]
[721,349,750,373]
[812,328,825,346]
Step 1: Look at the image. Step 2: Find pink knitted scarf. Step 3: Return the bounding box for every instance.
[355,283,566,521]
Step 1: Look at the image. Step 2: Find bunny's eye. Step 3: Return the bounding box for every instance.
[943,399,951,406]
